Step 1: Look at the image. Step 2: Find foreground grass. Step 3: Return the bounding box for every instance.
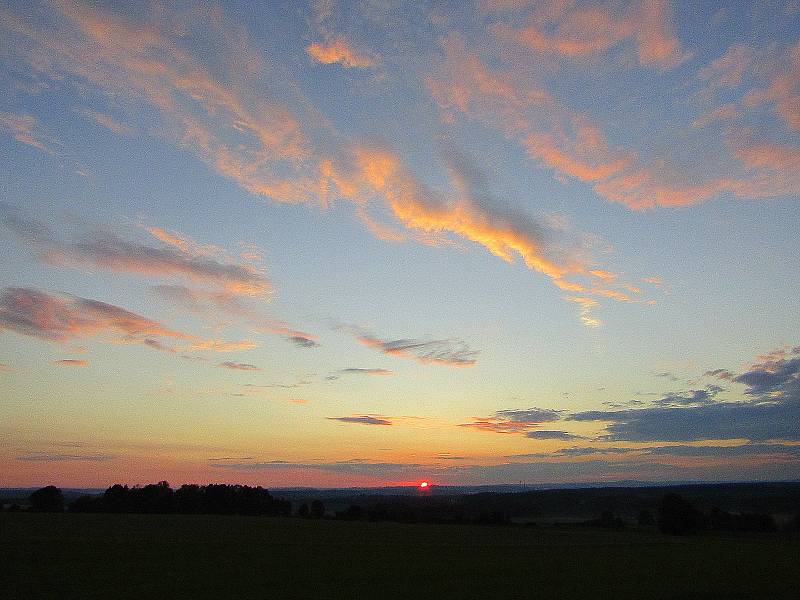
[2,513,798,599]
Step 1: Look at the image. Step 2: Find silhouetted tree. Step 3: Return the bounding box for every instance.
[659,493,705,535]
[69,494,102,513]
[176,484,203,514]
[129,481,176,513]
[29,486,64,512]
[310,499,325,518]
[103,484,131,513]
[297,503,309,518]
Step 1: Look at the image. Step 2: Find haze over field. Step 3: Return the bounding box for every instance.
[1,0,799,488]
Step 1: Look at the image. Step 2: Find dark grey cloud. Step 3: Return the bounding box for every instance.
[654,371,679,381]
[461,408,563,434]
[525,430,586,440]
[17,452,115,462]
[218,361,260,371]
[339,368,393,376]
[650,385,723,407]
[244,381,310,389]
[644,444,800,458]
[508,442,800,460]
[209,451,800,484]
[734,353,800,398]
[567,347,800,442]
[705,368,734,380]
[288,335,319,348]
[554,446,635,456]
[569,401,800,441]
[327,415,393,426]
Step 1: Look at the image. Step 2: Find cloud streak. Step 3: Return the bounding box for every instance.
[217,361,260,371]
[307,37,375,68]
[53,358,88,367]
[343,325,479,367]
[461,408,563,434]
[327,415,394,426]
[0,205,270,298]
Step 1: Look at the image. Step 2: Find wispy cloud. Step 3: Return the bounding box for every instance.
[489,0,690,69]
[339,368,393,376]
[327,415,394,426]
[217,361,260,371]
[461,408,562,434]
[0,205,270,298]
[0,286,187,343]
[0,286,253,356]
[525,430,586,441]
[307,37,375,68]
[78,109,135,136]
[53,358,88,367]
[0,111,58,154]
[17,452,114,462]
[341,325,478,367]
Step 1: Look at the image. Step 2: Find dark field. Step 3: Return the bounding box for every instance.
[2,513,798,599]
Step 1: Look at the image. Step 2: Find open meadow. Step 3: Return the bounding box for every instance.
[2,512,798,599]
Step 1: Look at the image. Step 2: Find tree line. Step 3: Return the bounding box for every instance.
[16,483,290,516]
[7,486,797,534]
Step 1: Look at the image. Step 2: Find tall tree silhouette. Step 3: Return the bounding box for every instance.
[29,486,64,512]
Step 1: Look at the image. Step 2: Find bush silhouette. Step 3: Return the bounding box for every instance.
[29,486,64,512]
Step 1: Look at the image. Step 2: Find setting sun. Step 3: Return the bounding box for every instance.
[419,482,429,489]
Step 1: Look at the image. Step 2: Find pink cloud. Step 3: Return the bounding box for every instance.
[491,0,690,69]
[307,37,375,68]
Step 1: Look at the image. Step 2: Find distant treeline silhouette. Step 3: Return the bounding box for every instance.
[658,493,778,535]
[7,485,798,534]
[64,482,290,516]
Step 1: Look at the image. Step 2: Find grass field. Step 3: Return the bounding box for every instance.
[2,513,798,599]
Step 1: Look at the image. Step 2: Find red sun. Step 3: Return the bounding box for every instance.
[419,481,429,488]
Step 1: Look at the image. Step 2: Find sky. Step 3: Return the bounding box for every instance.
[1,0,799,488]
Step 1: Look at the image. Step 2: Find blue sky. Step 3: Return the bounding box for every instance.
[1,0,799,487]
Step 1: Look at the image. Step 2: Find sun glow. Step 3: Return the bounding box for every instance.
[419,481,429,488]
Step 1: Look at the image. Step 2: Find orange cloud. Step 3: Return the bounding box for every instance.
[306,37,375,68]
[491,0,689,69]
[54,359,88,367]
[567,296,601,328]
[743,41,800,132]
[3,0,313,207]
[78,109,135,136]
[186,339,260,353]
[590,270,618,281]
